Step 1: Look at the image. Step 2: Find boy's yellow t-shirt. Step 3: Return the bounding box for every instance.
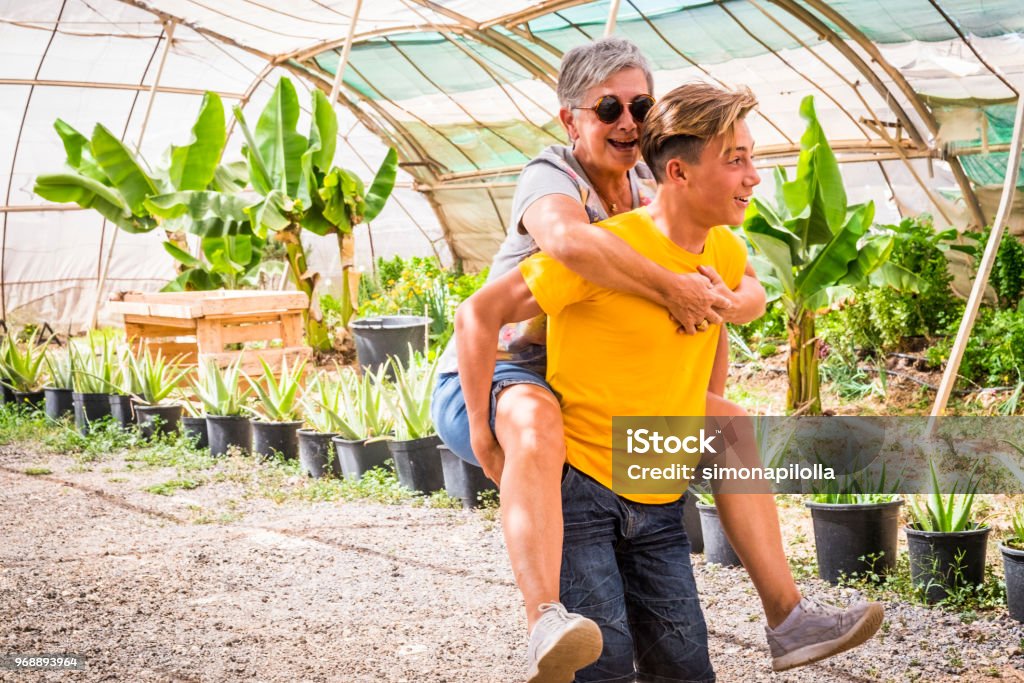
[518,207,748,504]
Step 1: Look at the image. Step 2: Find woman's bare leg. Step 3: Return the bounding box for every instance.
[493,383,566,631]
[706,392,801,628]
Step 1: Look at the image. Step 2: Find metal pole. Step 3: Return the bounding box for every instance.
[87,20,176,330]
[329,0,363,104]
[930,90,1024,420]
[604,0,622,36]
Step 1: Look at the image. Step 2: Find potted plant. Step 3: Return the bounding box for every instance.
[694,491,742,567]
[1002,503,1024,623]
[246,357,306,461]
[44,347,75,419]
[328,366,394,481]
[179,400,209,449]
[70,337,116,435]
[806,465,903,584]
[108,346,137,430]
[0,331,50,409]
[383,350,444,495]
[126,349,189,438]
[297,371,342,478]
[905,461,988,603]
[438,443,497,510]
[192,357,252,456]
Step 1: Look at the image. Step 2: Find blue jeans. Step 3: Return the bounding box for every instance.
[431,363,553,466]
[561,467,714,683]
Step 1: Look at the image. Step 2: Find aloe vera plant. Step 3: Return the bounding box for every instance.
[45,348,75,390]
[301,370,342,433]
[809,463,901,505]
[246,357,307,422]
[70,336,117,394]
[1009,505,1024,550]
[0,331,51,392]
[907,460,980,532]
[339,366,394,440]
[126,349,190,405]
[383,349,439,441]
[191,357,250,416]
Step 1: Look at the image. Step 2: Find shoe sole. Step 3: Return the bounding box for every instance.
[772,603,884,672]
[526,619,603,683]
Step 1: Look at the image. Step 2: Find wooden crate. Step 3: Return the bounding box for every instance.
[108,290,312,374]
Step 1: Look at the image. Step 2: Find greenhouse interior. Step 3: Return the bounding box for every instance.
[2,1,1024,681]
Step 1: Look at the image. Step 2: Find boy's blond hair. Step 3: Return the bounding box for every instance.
[640,82,758,182]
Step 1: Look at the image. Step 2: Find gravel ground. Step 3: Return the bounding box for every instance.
[1,444,1023,683]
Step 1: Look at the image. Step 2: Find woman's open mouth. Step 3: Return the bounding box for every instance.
[608,139,637,151]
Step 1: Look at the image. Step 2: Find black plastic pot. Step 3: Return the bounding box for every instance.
[696,502,742,567]
[438,445,496,509]
[806,500,903,584]
[251,420,302,460]
[905,524,990,603]
[134,403,183,439]
[682,492,704,554]
[108,394,135,430]
[45,388,74,420]
[350,315,431,378]
[206,415,252,456]
[11,390,44,410]
[388,434,444,495]
[72,391,112,435]
[298,429,339,478]
[0,384,13,404]
[1001,543,1024,623]
[181,416,209,449]
[333,436,391,481]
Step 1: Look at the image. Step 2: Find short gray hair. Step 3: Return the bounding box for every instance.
[556,37,655,109]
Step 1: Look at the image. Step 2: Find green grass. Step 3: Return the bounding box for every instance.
[144,477,203,496]
[23,466,51,475]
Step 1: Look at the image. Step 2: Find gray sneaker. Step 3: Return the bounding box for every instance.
[766,597,884,672]
[526,602,603,683]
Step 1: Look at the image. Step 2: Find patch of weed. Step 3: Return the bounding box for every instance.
[23,466,51,475]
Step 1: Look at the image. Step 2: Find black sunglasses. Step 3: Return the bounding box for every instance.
[574,94,656,124]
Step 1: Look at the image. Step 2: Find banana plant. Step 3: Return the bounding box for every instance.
[229,77,398,351]
[34,93,266,291]
[742,96,898,414]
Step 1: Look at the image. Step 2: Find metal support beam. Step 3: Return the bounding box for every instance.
[604,0,622,36]
[931,90,1024,419]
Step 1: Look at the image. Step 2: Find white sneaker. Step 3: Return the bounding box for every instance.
[525,602,603,683]
[766,597,884,672]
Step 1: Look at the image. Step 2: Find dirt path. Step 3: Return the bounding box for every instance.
[1,445,1023,682]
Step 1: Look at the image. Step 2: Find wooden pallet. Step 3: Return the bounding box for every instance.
[109,290,312,374]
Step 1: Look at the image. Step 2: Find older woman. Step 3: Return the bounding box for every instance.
[432,37,875,682]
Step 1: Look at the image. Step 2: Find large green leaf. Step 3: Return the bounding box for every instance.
[233,106,272,195]
[145,191,254,236]
[211,161,248,192]
[840,233,893,288]
[782,97,846,244]
[320,167,362,233]
[254,78,306,198]
[363,147,398,222]
[308,88,337,173]
[868,259,922,291]
[168,92,226,191]
[795,201,875,302]
[162,268,222,292]
[162,241,202,268]
[53,119,106,182]
[90,124,157,215]
[745,199,800,263]
[248,190,294,234]
[744,225,796,298]
[33,172,154,233]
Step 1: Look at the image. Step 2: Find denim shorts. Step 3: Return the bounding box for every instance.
[430,362,554,467]
[560,467,715,683]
